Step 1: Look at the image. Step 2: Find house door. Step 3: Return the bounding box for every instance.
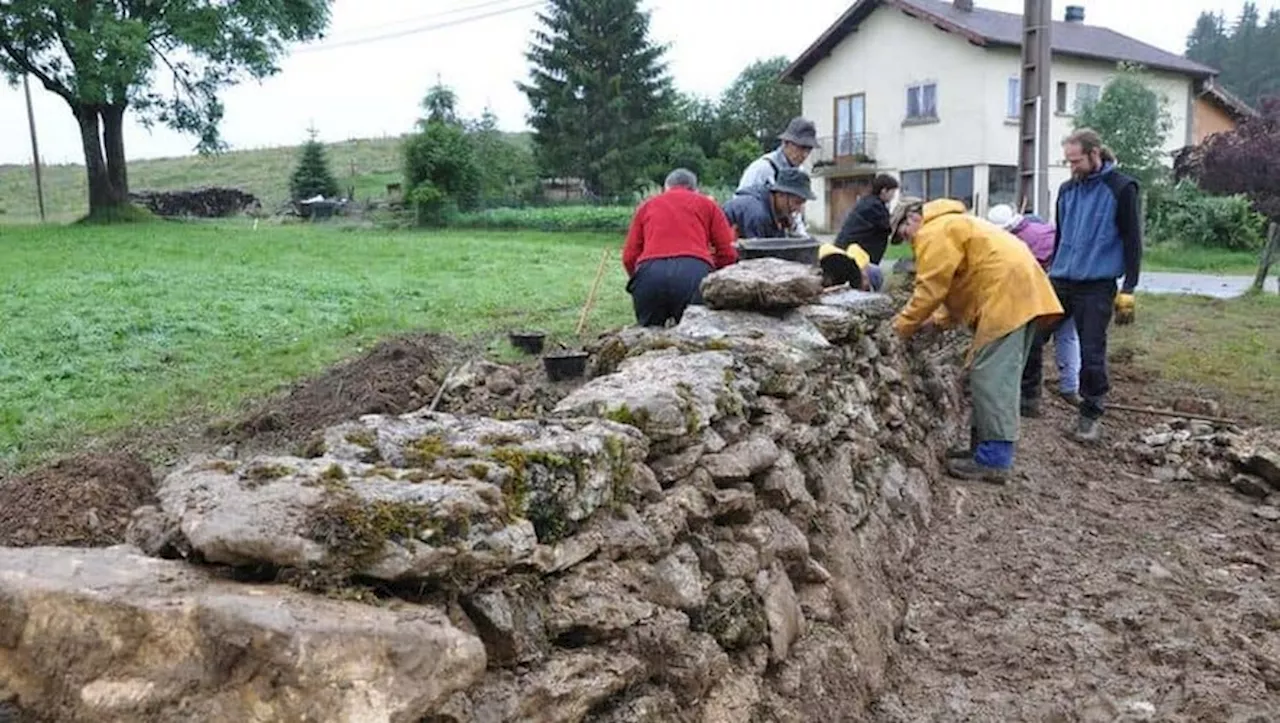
[827,176,872,231]
[834,94,866,158]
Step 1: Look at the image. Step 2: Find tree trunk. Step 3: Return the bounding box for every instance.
[1253,221,1279,293]
[101,104,129,199]
[71,102,128,219]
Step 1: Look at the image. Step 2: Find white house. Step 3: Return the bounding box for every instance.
[778,0,1239,232]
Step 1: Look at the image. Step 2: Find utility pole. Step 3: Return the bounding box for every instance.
[1017,0,1052,218]
[22,74,47,222]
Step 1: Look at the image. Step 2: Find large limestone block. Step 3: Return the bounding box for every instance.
[152,412,647,580]
[554,350,752,443]
[0,546,486,723]
[700,258,824,311]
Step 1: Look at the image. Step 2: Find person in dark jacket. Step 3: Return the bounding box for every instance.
[834,173,899,265]
[722,168,815,240]
[1022,128,1141,442]
[622,168,739,327]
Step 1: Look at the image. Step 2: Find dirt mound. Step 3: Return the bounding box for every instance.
[221,334,460,451]
[0,453,155,547]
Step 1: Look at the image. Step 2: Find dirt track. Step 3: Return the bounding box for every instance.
[872,394,1280,722]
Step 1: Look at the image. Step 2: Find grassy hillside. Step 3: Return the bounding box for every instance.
[0,132,531,223]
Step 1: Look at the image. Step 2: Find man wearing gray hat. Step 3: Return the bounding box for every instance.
[723,167,816,240]
[737,117,820,236]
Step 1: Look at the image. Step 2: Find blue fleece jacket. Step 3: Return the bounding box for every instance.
[722,185,788,239]
[1050,162,1143,292]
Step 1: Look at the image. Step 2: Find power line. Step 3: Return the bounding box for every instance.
[294,1,545,53]
[324,0,534,39]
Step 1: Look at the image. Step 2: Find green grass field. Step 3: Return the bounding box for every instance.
[0,221,633,471]
[1112,291,1280,424]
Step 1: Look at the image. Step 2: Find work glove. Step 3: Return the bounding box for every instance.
[1114,292,1135,325]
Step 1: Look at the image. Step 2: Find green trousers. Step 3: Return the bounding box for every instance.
[969,323,1036,442]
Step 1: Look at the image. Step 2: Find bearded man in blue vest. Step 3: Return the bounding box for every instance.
[1022,128,1141,443]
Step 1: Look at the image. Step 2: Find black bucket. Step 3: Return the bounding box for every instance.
[735,237,821,265]
[508,331,546,355]
[543,350,589,382]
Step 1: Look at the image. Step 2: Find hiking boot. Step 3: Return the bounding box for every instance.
[1058,390,1083,407]
[946,457,1011,484]
[1020,398,1041,418]
[945,444,972,459]
[1071,415,1102,443]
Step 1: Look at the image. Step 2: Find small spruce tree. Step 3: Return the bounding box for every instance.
[289,126,341,201]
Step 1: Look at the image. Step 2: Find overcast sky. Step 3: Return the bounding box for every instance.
[0,0,1273,165]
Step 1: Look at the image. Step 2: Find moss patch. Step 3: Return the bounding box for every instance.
[605,403,650,430]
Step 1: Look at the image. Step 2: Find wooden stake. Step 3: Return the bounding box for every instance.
[575,248,609,337]
[22,74,46,222]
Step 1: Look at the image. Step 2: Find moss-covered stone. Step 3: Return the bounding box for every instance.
[320,464,347,483]
[404,433,448,467]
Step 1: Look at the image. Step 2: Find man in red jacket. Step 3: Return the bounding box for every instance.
[622,168,739,326]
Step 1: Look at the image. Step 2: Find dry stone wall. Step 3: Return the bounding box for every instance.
[0,259,965,723]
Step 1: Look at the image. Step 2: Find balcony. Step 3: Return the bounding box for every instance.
[810,133,879,175]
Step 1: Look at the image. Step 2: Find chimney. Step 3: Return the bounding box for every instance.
[954,0,974,10]
[1064,5,1085,23]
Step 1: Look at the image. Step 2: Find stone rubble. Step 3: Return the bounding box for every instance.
[0,258,967,723]
[1122,420,1280,518]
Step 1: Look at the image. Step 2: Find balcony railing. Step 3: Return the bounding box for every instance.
[811,133,879,168]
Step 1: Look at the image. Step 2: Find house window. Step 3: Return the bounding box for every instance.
[949,166,975,208]
[1075,83,1101,112]
[988,165,1019,208]
[834,94,867,157]
[902,166,977,204]
[906,82,937,120]
[1055,82,1068,113]
[926,169,947,200]
[1006,77,1021,118]
[901,170,925,198]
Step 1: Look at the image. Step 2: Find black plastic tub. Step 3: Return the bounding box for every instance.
[508,331,547,355]
[543,350,589,382]
[735,237,821,265]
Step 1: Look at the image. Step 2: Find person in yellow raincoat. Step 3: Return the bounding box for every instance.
[818,242,884,291]
[889,197,1064,482]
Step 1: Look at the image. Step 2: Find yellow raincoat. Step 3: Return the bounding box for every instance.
[893,199,1063,361]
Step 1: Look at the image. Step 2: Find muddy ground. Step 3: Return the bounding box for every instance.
[872,380,1280,722]
[1,329,1276,723]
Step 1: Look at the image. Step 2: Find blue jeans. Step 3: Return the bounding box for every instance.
[627,256,713,327]
[1022,279,1117,419]
[1054,318,1081,394]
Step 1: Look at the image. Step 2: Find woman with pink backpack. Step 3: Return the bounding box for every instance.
[987,204,1082,414]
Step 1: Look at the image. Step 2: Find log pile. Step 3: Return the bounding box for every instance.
[130,187,259,218]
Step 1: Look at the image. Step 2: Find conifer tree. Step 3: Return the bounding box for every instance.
[518,0,673,198]
[289,126,341,201]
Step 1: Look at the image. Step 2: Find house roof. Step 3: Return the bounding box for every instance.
[780,0,1219,84]
[1196,80,1257,121]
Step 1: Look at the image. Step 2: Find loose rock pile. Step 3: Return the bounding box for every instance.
[130,187,259,218]
[1123,421,1280,518]
[0,258,965,722]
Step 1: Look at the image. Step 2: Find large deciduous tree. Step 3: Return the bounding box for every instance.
[0,1,331,221]
[1074,63,1173,191]
[719,56,801,151]
[1193,97,1280,291]
[518,0,673,199]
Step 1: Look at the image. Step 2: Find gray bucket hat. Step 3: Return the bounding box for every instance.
[769,168,816,201]
[778,117,820,148]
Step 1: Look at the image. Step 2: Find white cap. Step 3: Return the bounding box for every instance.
[986,204,1020,230]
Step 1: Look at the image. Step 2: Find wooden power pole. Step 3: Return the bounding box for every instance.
[22,74,47,222]
[1017,0,1052,218]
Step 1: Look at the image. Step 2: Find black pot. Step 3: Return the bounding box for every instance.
[735,237,821,265]
[543,350,589,382]
[508,331,547,355]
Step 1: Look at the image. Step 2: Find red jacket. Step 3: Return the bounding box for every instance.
[622,187,739,276]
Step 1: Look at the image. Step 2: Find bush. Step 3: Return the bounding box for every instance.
[1145,180,1268,251]
[449,206,635,233]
